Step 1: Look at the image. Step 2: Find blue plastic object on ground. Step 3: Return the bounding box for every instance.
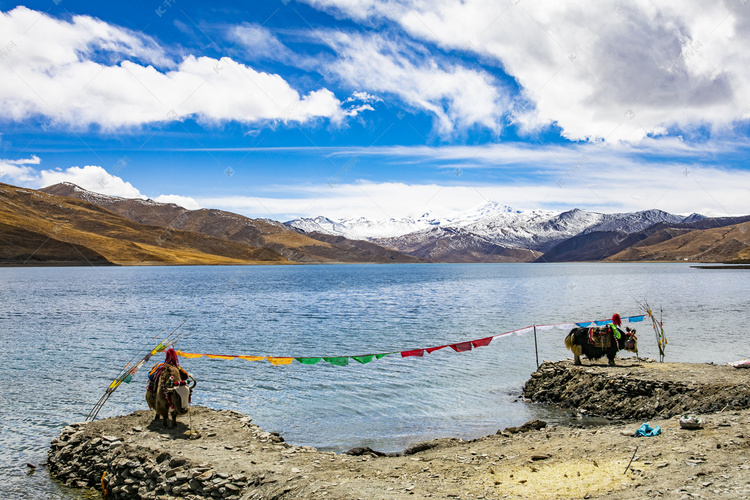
[634,423,661,437]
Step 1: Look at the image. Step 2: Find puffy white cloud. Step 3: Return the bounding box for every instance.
[303,0,750,142]
[0,7,367,129]
[153,194,201,210]
[37,165,145,198]
[0,155,42,183]
[318,30,509,134]
[0,156,198,206]
[0,158,145,197]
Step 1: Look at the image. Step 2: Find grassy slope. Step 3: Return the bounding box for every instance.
[39,183,423,263]
[607,220,750,262]
[0,183,290,265]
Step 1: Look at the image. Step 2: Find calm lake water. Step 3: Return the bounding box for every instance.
[1,263,748,498]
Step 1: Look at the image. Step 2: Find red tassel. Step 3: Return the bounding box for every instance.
[612,313,622,327]
[164,348,179,366]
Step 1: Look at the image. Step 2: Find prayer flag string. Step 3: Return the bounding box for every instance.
[175,314,646,367]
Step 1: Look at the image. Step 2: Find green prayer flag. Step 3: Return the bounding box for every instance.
[296,357,321,365]
[352,355,374,364]
[375,353,391,359]
[123,374,132,384]
[323,357,349,366]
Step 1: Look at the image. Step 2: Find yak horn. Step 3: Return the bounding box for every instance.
[188,375,197,389]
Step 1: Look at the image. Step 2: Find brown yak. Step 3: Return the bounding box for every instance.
[145,348,196,428]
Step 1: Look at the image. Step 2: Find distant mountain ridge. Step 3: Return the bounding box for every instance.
[287,203,701,262]
[41,182,421,264]
[27,182,750,264]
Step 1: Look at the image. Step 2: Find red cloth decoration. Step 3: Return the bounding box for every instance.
[471,337,493,348]
[450,342,473,352]
[425,345,447,353]
[612,314,622,327]
[165,348,179,366]
[401,349,425,357]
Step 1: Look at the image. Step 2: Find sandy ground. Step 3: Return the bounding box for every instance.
[50,359,750,499]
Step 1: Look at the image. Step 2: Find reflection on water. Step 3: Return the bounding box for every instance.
[1,263,747,498]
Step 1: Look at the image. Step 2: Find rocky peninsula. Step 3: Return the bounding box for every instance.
[48,359,750,499]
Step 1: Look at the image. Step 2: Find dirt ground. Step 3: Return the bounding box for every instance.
[51,359,750,499]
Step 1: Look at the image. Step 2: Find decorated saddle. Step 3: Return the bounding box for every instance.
[588,326,612,349]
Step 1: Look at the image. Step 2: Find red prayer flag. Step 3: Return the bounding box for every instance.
[450,342,473,352]
[401,349,425,357]
[471,337,493,348]
[425,345,447,353]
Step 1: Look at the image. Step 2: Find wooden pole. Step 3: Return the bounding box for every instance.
[533,325,539,370]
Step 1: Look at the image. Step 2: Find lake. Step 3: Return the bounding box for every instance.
[1,263,748,498]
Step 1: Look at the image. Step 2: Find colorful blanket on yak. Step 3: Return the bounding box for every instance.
[588,327,612,349]
[146,363,188,394]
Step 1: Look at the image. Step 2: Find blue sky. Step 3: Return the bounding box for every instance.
[1,0,749,220]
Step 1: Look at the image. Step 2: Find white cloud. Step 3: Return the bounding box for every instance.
[153,194,201,210]
[38,165,145,198]
[202,159,750,221]
[229,23,294,63]
[0,7,368,129]
[0,156,198,208]
[318,30,509,134]
[0,157,145,197]
[303,0,750,142]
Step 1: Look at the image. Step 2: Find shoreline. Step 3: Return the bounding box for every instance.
[47,359,750,499]
[2,260,743,268]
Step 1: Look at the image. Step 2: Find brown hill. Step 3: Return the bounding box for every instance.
[0,183,289,266]
[607,220,750,262]
[537,215,750,263]
[0,222,111,266]
[41,183,421,264]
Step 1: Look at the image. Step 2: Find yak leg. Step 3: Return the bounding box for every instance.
[571,345,583,366]
[171,410,178,428]
[607,352,616,366]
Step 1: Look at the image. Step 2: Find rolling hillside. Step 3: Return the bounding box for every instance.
[607,221,750,262]
[0,183,289,266]
[538,215,750,262]
[41,183,421,264]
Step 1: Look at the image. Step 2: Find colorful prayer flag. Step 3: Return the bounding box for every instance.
[351,355,374,364]
[296,357,322,365]
[401,349,424,357]
[450,342,473,352]
[471,337,493,348]
[266,357,294,366]
[324,357,349,366]
[425,345,447,353]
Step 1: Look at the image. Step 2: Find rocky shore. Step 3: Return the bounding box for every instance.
[48,359,750,499]
[524,358,750,420]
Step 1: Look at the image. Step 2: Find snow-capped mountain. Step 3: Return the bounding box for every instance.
[287,201,526,239]
[287,202,698,253]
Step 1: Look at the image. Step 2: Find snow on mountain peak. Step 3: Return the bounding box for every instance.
[287,201,530,240]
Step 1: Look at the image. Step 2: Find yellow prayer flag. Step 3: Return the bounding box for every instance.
[266,357,294,366]
[176,350,204,359]
[237,355,266,362]
[206,354,237,360]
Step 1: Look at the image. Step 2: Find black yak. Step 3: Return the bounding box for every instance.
[145,348,196,428]
[564,314,637,366]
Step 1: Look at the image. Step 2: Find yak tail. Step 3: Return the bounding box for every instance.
[564,332,574,352]
[564,332,583,359]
